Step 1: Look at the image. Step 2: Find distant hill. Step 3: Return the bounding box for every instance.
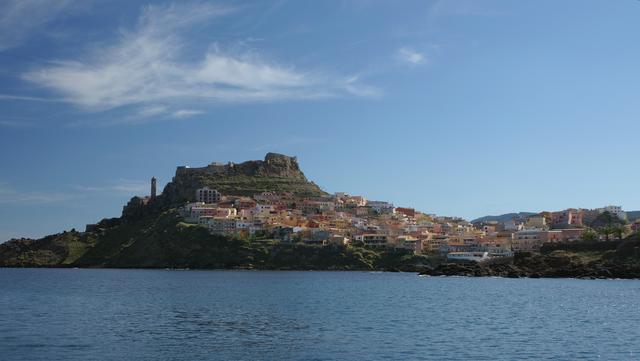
[472,212,537,224]
[627,211,640,222]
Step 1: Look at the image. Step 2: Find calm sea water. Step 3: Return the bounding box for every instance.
[1,269,639,360]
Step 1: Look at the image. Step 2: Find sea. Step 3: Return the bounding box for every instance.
[1,269,639,360]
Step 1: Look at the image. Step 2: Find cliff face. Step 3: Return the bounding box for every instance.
[159,153,326,205]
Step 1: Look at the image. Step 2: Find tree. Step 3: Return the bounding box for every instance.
[580,229,599,242]
[598,225,615,241]
[612,224,627,240]
[590,211,615,228]
[591,211,627,241]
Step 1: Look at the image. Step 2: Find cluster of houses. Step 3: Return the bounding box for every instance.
[179,187,638,260]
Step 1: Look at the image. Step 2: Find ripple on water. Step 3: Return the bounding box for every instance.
[1,269,640,361]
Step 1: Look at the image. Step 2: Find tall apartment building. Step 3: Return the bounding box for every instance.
[195,187,221,204]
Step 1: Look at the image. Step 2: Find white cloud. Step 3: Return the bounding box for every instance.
[22,2,376,114]
[0,0,80,51]
[172,109,204,118]
[136,105,169,118]
[0,94,59,102]
[396,47,425,65]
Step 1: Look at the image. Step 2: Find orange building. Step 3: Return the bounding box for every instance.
[395,207,416,218]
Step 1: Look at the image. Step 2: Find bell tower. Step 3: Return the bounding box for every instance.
[151,177,157,199]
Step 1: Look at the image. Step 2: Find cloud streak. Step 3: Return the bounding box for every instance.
[0,0,80,51]
[0,120,34,128]
[172,109,204,119]
[396,47,425,65]
[22,2,376,113]
[0,178,149,204]
[70,179,149,194]
[0,182,76,204]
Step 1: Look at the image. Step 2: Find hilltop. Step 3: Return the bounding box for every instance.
[122,153,326,221]
[161,153,325,204]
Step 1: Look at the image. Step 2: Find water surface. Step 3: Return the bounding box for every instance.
[1,269,639,360]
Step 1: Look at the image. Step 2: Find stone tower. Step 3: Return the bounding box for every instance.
[151,177,157,199]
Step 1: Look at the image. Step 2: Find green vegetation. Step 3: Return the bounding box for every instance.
[586,211,629,241]
[1,210,432,271]
[0,231,96,267]
[579,229,599,242]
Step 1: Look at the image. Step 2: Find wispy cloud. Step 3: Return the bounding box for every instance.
[172,109,204,119]
[0,182,76,204]
[0,178,149,205]
[136,105,169,118]
[0,120,34,128]
[0,0,81,51]
[396,47,425,65]
[21,2,376,115]
[70,179,149,195]
[0,94,60,102]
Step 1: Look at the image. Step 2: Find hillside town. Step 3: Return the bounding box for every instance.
[176,185,639,262]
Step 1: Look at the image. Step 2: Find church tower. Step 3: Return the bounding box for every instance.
[151,177,157,199]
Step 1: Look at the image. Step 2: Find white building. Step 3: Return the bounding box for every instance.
[367,201,395,214]
[597,205,627,221]
[512,230,543,252]
[195,187,221,204]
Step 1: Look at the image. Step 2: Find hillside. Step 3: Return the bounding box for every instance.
[627,211,640,222]
[0,210,431,271]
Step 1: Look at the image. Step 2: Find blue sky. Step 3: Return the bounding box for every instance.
[1,0,640,241]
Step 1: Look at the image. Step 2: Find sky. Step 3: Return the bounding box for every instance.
[1,0,640,241]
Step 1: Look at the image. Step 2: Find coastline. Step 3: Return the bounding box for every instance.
[3,263,640,280]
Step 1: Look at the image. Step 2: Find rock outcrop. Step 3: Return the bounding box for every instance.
[158,153,325,206]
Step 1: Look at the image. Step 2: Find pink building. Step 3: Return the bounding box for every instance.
[540,229,585,243]
[551,209,583,228]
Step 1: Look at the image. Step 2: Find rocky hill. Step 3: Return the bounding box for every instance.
[159,153,325,206]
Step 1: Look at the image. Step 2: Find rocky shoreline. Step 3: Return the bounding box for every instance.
[420,248,640,280]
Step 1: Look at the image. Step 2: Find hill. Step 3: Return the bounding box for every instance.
[0,210,431,271]
[471,212,537,224]
[122,153,326,221]
[627,211,640,222]
[160,152,326,206]
[0,153,431,271]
